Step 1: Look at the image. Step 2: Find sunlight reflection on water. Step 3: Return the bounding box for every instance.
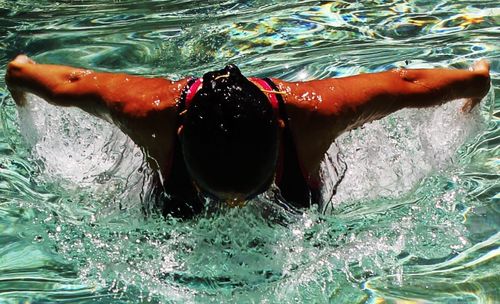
[0,0,498,303]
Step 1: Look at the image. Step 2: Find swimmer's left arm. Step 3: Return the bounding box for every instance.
[274,60,491,137]
[270,60,491,176]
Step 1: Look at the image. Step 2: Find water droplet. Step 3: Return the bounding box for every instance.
[297,70,308,80]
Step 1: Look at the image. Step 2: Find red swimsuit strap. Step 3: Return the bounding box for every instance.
[256,78,321,189]
[248,77,279,111]
[184,78,203,108]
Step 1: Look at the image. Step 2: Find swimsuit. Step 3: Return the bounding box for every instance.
[154,77,321,218]
[252,78,322,208]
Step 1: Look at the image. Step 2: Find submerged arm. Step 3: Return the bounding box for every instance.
[6,55,187,170]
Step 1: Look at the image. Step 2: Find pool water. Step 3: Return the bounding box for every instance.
[0,1,499,303]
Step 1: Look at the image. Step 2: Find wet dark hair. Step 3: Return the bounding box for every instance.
[180,64,279,200]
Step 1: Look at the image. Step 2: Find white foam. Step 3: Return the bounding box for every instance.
[323,98,482,208]
[16,94,482,213]
[17,94,146,211]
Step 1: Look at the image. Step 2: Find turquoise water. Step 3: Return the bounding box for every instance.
[0,1,499,303]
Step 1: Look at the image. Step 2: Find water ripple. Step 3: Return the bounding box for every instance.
[0,0,498,302]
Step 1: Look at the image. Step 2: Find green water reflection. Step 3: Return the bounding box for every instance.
[0,1,498,303]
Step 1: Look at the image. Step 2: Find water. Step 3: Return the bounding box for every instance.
[0,1,499,303]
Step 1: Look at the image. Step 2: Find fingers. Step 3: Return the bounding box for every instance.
[7,55,35,76]
[13,54,35,65]
[470,59,490,74]
[9,90,27,107]
[5,55,35,106]
[461,59,491,113]
[461,97,481,113]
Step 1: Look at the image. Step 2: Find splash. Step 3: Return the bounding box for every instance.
[16,94,147,214]
[10,89,488,302]
[1,0,498,302]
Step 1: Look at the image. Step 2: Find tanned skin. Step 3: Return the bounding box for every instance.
[5,55,491,195]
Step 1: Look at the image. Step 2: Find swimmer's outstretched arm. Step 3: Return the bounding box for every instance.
[271,60,491,175]
[5,55,187,170]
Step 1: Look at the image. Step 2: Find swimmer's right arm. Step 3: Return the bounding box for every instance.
[5,55,187,119]
[5,55,187,170]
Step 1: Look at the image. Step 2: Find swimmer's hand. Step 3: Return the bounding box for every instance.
[5,55,36,106]
[11,54,35,65]
[461,59,490,113]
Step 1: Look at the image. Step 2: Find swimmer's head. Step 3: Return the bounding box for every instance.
[180,64,279,201]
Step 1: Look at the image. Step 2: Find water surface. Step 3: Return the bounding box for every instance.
[0,1,499,303]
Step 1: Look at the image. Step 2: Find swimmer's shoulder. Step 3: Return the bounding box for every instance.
[269,78,344,118]
[108,77,190,119]
[267,78,344,179]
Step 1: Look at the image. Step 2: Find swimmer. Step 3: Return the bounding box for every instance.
[5,55,491,217]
